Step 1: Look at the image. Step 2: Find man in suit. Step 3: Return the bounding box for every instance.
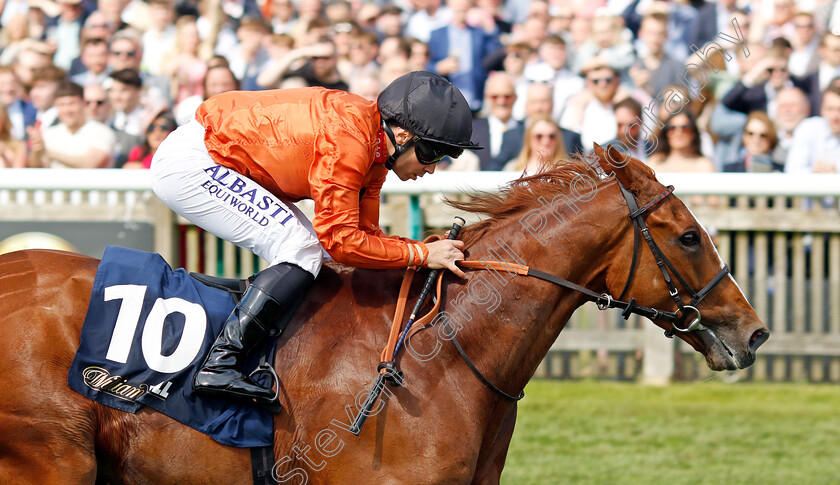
[490,82,583,170]
[470,72,519,170]
[427,0,501,112]
[69,38,111,88]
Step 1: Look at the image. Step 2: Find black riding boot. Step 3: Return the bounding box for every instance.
[193,262,314,407]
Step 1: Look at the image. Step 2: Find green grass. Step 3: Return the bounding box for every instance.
[501,380,840,485]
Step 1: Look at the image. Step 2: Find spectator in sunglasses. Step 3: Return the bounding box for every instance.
[721,46,810,121]
[724,112,782,172]
[83,83,111,123]
[471,72,519,170]
[107,30,171,106]
[504,114,567,173]
[648,112,714,173]
[561,57,629,152]
[492,82,584,170]
[123,110,176,169]
[257,38,348,91]
[787,12,819,78]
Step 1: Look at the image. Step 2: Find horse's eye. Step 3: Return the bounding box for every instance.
[680,232,700,246]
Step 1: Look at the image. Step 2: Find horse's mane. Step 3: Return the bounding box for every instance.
[449,154,654,247]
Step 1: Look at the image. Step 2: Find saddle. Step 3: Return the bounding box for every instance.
[189,272,290,339]
[190,273,252,300]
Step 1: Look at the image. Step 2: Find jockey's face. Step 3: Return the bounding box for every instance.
[387,126,437,181]
[392,146,436,181]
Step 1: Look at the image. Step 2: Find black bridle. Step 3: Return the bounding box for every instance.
[512,181,730,335]
[613,181,731,336]
[448,181,732,402]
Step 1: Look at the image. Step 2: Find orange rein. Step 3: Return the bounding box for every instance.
[378,259,530,370]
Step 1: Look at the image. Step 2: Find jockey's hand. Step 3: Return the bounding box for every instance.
[425,239,466,278]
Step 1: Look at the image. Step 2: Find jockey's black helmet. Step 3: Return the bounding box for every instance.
[377,71,484,163]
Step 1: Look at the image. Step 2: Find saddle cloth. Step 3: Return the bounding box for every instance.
[67,246,275,447]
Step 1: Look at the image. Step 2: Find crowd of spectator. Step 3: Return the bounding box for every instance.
[0,0,839,173]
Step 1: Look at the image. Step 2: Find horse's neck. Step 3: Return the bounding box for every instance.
[448,195,621,395]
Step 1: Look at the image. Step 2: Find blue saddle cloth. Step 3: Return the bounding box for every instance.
[67,246,275,447]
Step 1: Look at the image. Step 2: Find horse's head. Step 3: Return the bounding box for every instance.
[592,144,769,371]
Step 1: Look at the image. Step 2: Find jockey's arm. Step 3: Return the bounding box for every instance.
[310,125,464,273]
[312,183,429,268]
[358,182,466,277]
[309,131,431,268]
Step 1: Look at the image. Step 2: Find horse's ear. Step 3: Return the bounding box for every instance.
[590,142,637,190]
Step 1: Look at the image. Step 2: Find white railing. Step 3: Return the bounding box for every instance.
[5,169,840,196]
[3,169,840,383]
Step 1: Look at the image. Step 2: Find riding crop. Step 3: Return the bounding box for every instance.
[348,216,466,435]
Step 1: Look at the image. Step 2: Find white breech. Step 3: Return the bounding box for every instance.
[150,118,324,277]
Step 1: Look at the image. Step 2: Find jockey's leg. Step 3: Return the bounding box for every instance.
[151,117,325,408]
[193,262,313,405]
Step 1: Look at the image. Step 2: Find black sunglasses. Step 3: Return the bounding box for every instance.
[415,139,462,165]
[111,50,136,58]
[147,120,176,133]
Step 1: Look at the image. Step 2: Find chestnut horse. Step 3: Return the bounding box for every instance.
[0,147,768,484]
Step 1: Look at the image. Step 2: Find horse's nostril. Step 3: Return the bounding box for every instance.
[749,329,769,354]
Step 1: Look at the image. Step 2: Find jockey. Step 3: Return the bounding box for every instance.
[150,71,482,408]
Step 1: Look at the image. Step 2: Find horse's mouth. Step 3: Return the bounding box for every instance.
[698,326,748,371]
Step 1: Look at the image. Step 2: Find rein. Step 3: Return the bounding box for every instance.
[351,181,732,435]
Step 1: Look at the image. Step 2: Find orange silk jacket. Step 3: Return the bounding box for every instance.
[195,88,428,269]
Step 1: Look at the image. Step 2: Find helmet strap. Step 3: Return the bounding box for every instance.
[383,122,416,170]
